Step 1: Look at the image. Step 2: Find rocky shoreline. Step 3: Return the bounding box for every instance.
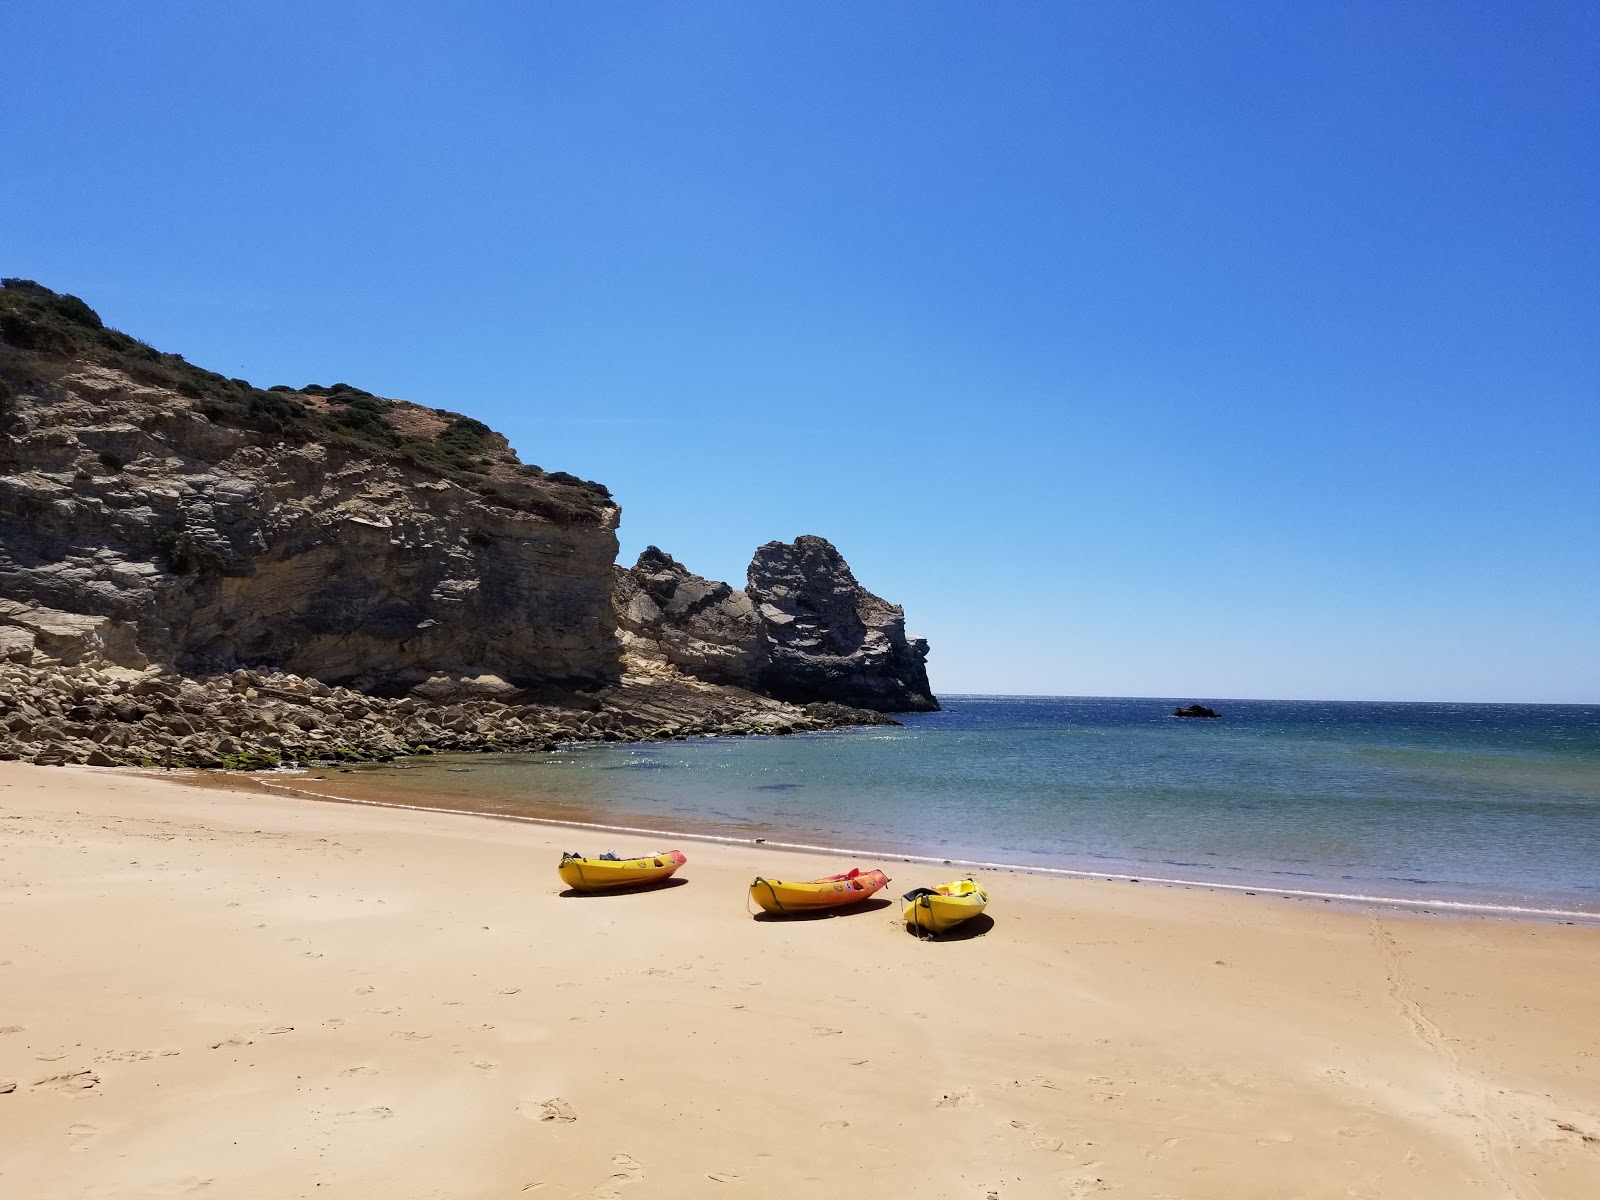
[0,657,898,770]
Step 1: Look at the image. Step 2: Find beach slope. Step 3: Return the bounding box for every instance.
[2,763,1597,1198]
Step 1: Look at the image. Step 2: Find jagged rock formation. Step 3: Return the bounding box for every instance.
[613,547,762,687]
[615,536,938,712]
[748,536,937,712]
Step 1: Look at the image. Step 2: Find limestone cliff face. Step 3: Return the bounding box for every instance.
[0,282,933,767]
[612,547,762,687]
[614,536,937,712]
[0,282,621,696]
[748,536,937,712]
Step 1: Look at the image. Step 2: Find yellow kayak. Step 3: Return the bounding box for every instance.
[902,878,988,935]
[749,867,890,915]
[558,850,687,892]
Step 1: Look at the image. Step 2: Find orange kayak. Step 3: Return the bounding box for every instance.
[748,867,890,915]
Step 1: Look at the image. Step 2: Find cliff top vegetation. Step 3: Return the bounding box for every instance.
[0,279,611,524]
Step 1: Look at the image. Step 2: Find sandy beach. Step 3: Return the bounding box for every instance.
[2,763,1598,1199]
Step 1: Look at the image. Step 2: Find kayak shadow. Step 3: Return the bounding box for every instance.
[558,877,690,899]
[905,913,995,941]
[751,897,894,922]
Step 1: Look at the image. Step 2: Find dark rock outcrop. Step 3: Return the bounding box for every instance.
[748,535,937,712]
[614,536,938,713]
[1173,704,1220,719]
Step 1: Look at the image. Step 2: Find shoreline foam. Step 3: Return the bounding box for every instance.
[187,767,1600,923]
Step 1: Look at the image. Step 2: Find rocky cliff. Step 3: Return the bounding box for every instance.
[0,280,914,768]
[749,535,937,712]
[0,279,620,696]
[613,547,763,687]
[614,536,938,712]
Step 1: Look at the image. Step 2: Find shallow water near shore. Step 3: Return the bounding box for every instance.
[310,695,1600,915]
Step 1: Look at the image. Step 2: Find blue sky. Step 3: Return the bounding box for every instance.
[6,2,1597,701]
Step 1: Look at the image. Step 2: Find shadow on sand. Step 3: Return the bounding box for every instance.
[904,913,995,941]
[558,876,690,899]
[751,897,894,922]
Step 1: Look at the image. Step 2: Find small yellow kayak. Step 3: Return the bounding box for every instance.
[902,878,988,935]
[749,867,890,915]
[558,850,687,892]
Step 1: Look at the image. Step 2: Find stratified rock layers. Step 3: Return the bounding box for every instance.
[612,547,763,687]
[614,537,937,713]
[0,365,620,694]
[0,281,935,767]
[748,536,937,712]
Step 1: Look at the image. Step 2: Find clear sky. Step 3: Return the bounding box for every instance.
[5,2,1597,702]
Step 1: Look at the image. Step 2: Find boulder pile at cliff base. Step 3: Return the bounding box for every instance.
[0,660,896,770]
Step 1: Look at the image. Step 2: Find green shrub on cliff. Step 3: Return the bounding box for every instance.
[0,279,612,524]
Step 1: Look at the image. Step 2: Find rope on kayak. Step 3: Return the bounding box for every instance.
[751,877,784,914]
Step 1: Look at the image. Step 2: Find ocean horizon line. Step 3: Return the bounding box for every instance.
[930,692,1600,708]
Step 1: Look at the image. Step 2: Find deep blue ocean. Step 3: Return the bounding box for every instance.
[339,696,1600,916]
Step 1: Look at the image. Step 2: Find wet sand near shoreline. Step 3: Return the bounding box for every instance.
[3,761,1599,1198]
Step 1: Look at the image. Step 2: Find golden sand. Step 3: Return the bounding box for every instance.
[2,762,1597,1198]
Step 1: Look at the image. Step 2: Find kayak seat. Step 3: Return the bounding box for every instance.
[902,887,939,901]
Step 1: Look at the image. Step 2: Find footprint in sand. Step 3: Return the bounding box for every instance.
[334,1105,393,1123]
[392,1031,432,1041]
[934,1088,975,1108]
[812,1026,843,1037]
[340,1065,378,1077]
[518,1097,577,1123]
[471,1059,497,1071]
[67,1123,99,1151]
[209,1038,253,1050]
[0,1025,24,1035]
[355,985,375,995]
[706,1171,742,1183]
[97,1049,155,1063]
[33,1070,99,1093]
[821,1120,849,1130]
[261,1026,294,1036]
[610,1153,644,1182]
[0,1080,16,1094]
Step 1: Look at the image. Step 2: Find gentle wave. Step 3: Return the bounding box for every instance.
[246,775,1600,923]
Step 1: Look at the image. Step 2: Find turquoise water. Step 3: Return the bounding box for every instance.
[337,696,1600,916]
